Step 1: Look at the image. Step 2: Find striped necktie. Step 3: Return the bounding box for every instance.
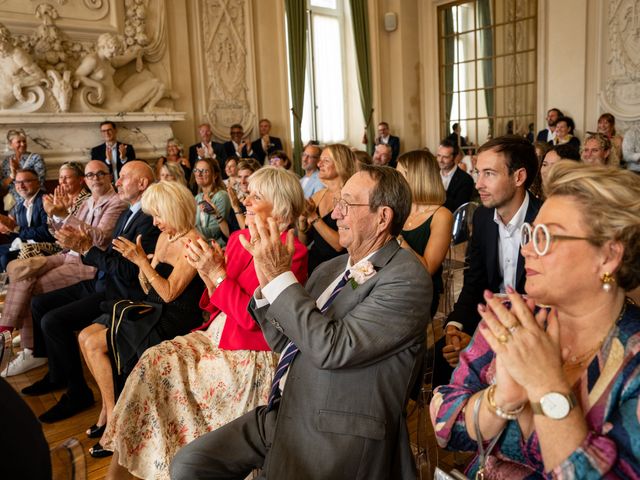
[266,269,351,411]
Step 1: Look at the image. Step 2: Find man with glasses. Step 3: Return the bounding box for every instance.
[19,161,160,424]
[299,142,324,198]
[434,135,542,387]
[0,160,127,377]
[172,165,431,480]
[0,169,54,270]
[223,123,250,160]
[90,121,136,181]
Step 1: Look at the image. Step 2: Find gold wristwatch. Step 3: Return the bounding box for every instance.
[530,391,577,419]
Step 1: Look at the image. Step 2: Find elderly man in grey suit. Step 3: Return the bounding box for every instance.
[171,165,432,479]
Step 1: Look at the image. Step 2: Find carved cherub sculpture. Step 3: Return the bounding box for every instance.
[0,23,48,110]
[74,33,173,113]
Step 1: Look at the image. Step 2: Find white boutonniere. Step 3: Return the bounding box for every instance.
[348,260,376,289]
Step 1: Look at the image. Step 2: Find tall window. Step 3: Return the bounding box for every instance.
[299,0,347,143]
[438,0,537,150]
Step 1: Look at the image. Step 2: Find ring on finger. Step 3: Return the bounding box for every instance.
[250,238,259,245]
[507,324,519,334]
[497,333,509,344]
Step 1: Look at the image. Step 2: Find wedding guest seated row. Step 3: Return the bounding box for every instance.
[0,160,127,377]
[158,160,187,186]
[0,169,54,271]
[79,180,205,458]
[431,161,640,478]
[19,161,159,424]
[155,137,191,182]
[171,165,431,479]
[2,128,46,210]
[298,144,356,273]
[102,167,308,479]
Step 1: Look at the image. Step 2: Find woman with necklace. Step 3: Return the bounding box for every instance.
[78,181,204,458]
[431,162,640,478]
[297,144,356,272]
[395,150,453,316]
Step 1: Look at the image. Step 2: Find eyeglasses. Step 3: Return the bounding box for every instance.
[520,222,595,256]
[269,157,282,164]
[193,168,211,175]
[14,179,37,186]
[302,153,319,159]
[85,171,109,179]
[230,130,243,135]
[332,197,369,216]
[100,128,114,133]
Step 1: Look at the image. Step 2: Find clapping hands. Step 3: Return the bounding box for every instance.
[184,238,226,283]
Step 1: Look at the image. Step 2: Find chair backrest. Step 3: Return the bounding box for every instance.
[451,201,479,245]
[51,438,87,480]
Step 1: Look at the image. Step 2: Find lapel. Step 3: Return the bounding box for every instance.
[515,194,542,290]
[448,168,460,194]
[121,208,141,236]
[316,240,402,312]
[485,210,501,290]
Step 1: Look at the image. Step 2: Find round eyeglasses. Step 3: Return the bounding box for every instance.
[520,222,595,257]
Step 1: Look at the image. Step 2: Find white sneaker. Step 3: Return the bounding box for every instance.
[0,348,47,377]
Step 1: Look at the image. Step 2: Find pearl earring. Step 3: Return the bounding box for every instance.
[601,272,615,292]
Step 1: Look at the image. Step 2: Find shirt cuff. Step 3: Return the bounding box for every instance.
[253,286,270,309]
[262,271,298,304]
[445,321,464,331]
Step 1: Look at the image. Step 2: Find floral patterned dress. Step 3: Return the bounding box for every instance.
[101,230,308,480]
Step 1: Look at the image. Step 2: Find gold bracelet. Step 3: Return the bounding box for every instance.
[485,384,525,420]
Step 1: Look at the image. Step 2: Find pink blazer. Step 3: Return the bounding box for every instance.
[198,229,308,351]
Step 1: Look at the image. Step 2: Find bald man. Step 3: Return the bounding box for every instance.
[22,161,161,424]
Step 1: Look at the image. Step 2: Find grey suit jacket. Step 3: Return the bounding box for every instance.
[249,240,432,479]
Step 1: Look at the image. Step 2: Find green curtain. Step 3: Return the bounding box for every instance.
[443,8,455,136]
[349,0,374,154]
[285,0,307,174]
[477,0,494,138]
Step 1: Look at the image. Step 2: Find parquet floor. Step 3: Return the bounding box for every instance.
[4,244,471,480]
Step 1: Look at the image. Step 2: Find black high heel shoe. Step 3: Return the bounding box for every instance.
[86,423,106,439]
[89,442,113,458]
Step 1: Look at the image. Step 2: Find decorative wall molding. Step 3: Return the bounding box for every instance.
[0,0,173,114]
[193,0,258,141]
[599,0,640,124]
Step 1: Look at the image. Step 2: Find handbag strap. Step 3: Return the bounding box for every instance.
[473,392,504,480]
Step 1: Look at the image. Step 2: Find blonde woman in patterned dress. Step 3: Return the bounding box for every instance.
[102,167,308,480]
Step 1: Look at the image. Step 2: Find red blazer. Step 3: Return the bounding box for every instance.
[197,229,308,351]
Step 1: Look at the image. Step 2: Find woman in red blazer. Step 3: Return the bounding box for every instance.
[101,167,308,479]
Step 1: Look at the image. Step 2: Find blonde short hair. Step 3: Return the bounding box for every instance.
[6,128,26,143]
[160,162,187,187]
[397,149,446,205]
[546,161,640,290]
[248,166,305,226]
[324,144,356,186]
[141,181,196,233]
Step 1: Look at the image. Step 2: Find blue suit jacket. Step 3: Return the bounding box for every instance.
[11,192,55,243]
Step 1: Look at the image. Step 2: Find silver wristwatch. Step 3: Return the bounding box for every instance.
[530,391,577,419]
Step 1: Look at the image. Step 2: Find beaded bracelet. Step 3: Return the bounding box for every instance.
[485,384,525,420]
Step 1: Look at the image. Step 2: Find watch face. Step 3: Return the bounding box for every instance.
[540,392,571,419]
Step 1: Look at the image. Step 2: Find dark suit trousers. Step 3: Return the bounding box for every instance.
[171,406,275,480]
[31,280,104,394]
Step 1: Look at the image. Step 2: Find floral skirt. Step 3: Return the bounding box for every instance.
[101,312,278,480]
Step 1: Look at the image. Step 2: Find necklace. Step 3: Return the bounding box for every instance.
[563,300,628,368]
[167,231,188,243]
[405,205,436,229]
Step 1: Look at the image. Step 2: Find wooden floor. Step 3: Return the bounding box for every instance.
[4,244,471,480]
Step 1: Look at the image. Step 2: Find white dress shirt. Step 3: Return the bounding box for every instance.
[494,192,529,292]
[440,165,458,191]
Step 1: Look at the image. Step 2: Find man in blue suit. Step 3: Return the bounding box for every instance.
[0,169,54,270]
